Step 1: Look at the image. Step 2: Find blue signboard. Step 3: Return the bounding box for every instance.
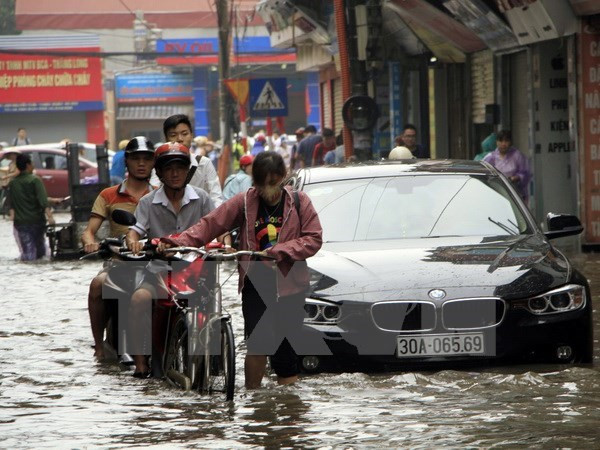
[115,73,193,103]
[233,36,294,54]
[249,78,288,117]
[158,36,293,55]
[389,62,403,141]
[157,38,219,54]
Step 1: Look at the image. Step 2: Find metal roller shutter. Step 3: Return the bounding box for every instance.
[333,78,344,134]
[321,80,332,130]
[510,50,529,156]
[471,50,494,124]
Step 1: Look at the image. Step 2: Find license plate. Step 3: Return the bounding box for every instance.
[397,333,484,358]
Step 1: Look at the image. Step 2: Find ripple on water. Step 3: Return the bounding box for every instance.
[1,216,600,447]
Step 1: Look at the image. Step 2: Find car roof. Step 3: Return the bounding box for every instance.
[0,146,97,166]
[1,142,111,152]
[298,159,498,184]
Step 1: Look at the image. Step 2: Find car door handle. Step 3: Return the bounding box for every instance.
[41,175,53,179]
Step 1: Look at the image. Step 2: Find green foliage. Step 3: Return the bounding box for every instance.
[0,0,20,35]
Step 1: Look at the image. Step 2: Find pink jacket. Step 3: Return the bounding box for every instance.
[161,186,323,297]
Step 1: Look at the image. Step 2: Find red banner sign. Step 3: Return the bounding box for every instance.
[0,47,102,109]
[580,22,600,243]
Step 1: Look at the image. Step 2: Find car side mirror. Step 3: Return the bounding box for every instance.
[544,213,583,239]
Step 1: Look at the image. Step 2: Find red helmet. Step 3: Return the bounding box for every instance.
[255,134,266,144]
[154,142,190,170]
[239,154,253,167]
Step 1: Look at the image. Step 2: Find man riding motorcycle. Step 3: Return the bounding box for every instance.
[82,136,155,360]
[125,142,214,377]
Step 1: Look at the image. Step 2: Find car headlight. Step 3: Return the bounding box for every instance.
[514,284,586,315]
[304,299,341,325]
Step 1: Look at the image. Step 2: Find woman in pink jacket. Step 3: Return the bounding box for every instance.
[159,151,323,388]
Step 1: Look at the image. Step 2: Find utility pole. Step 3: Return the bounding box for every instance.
[216,0,232,183]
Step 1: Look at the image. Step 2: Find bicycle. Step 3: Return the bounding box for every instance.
[161,246,273,401]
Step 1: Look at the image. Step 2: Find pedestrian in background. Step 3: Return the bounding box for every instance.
[290,127,304,170]
[110,139,129,185]
[474,132,497,161]
[401,124,429,158]
[312,128,336,166]
[483,129,531,202]
[251,134,267,156]
[324,132,345,165]
[277,135,292,170]
[223,154,253,200]
[12,128,31,146]
[231,134,245,172]
[8,153,54,261]
[296,125,321,168]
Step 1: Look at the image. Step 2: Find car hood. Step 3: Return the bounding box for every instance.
[308,235,571,302]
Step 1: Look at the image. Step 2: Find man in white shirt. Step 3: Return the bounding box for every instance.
[151,114,224,208]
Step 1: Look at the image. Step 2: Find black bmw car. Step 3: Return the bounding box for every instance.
[291,160,593,372]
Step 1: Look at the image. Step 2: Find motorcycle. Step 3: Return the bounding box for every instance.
[82,209,264,401]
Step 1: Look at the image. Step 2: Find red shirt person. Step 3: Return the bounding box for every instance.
[312,128,336,166]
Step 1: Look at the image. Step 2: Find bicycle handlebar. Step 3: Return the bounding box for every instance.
[163,247,276,261]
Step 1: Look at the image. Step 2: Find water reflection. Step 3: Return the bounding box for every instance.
[0,218,599,446]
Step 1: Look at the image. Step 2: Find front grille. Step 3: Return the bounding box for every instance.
[371,301,436,332]
[442,298,505,330]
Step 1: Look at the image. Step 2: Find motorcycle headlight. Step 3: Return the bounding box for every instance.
[304,299,341,324]
[516,285,586,315]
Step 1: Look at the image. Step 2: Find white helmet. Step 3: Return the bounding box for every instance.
[389,146,415,160]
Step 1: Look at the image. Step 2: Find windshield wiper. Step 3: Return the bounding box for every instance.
[488,217,518,236]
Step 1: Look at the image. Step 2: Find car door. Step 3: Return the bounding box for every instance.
[37,151,69,197]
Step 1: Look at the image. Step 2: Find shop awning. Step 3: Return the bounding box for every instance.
[569,0,600,16]
[387,0,486,62]
[117,105,194,120]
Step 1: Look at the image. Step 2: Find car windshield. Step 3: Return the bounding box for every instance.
[304,174,531,241]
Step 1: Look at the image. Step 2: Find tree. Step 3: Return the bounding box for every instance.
[0,0,20,35]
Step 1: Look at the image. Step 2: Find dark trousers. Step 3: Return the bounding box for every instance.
[14,224,46,261]
[242,274,306,378]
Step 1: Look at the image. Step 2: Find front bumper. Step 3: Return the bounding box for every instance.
[299,303,593,372]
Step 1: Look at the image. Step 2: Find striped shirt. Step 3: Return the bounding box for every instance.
[90,180,153,237]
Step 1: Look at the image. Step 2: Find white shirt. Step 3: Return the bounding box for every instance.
[189,155,224,208]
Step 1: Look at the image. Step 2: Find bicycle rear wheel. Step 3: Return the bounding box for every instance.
[164,316,192,390]
[200,318,235,401]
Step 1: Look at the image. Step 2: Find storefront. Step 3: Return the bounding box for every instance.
[115,72,195,144]
[0,35,104,145]
[155,36,304,139]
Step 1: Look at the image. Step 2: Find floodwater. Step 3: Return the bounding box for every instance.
[1,216,599,447]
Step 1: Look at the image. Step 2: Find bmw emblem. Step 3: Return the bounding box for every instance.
[428,289,446,300]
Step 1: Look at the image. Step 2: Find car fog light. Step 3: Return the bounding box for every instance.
[304,304,319,320]
[323,305,340,321]
[529,297,548,313]
[550,293,571,310]
[556,345,573,361]
[302,356,320,372]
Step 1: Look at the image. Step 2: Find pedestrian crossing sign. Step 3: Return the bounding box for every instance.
[249,78,288,117]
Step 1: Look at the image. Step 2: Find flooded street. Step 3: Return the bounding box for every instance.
[1,216,600,447]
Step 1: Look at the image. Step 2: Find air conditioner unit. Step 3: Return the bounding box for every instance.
[503,0,577,45]
[293,7,331,45]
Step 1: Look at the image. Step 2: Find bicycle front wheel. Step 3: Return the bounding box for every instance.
[200,318,235,401]
[164,315,192,391]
